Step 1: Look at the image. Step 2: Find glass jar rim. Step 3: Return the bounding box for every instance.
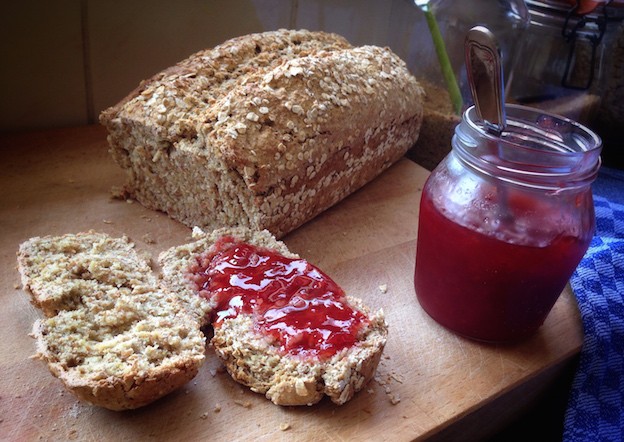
[453,104,602,191]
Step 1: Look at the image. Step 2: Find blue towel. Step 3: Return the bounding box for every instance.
[565,167,624,441]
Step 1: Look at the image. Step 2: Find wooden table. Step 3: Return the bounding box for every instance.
[0,126,583,441]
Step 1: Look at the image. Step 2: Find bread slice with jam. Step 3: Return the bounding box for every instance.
[158,227,388,406]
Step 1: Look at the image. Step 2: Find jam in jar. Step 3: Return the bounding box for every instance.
[414,104,601,342]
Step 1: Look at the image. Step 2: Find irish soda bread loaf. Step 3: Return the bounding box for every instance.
[407,79,459,171]
[100,29,424,238]
[158,227,388,406]
[17,232,206,410]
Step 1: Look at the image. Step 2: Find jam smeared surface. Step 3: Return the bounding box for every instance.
[190,237,368,359]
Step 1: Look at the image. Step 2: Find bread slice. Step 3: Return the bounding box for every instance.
[158,227,388,406]
[17,232,206,411]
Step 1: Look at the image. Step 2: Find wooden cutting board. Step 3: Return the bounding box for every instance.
[0,126,583,441]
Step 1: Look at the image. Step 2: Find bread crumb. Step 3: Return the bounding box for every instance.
[66,403,83,419]
[14,283,20,289]
[378,284,388,294]
[126,199,134,204]
[200,412,209,420]
[102,219,113,224]
[142,233,156,245]
[279,422,291,431]
[390,372,404,384]
[110,185,130,200]
[234,399,252,408]
[374,364,404,405]
[214,403,222,413]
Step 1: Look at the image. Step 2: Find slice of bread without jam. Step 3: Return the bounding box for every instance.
[158,227,388,406]
[17,231,206,411]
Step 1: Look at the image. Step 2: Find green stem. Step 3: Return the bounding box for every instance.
[423,7,463,115]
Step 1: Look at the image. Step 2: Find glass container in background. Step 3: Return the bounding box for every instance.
[507,1,624,165]
[508,1,624,116]
[405,0,530,110]
[414,104,602,343]
[597,18,624,149]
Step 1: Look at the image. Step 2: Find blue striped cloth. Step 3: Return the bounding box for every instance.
[565,167,624,441]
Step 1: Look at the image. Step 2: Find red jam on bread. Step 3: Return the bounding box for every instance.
[188,236,368,359]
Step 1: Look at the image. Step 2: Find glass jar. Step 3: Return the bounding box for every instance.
[414,104,601,343]
[508,1,624,126]
[417,0,530,105]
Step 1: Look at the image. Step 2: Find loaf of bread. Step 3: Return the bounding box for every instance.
[158,227,388,406]
[100,29,424,238]
[407,79,459,171]
[17,232,206,410]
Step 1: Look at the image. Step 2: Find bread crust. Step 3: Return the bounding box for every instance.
[18,232,206,411]
[100,29,423,238]
[159,227,388,406]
